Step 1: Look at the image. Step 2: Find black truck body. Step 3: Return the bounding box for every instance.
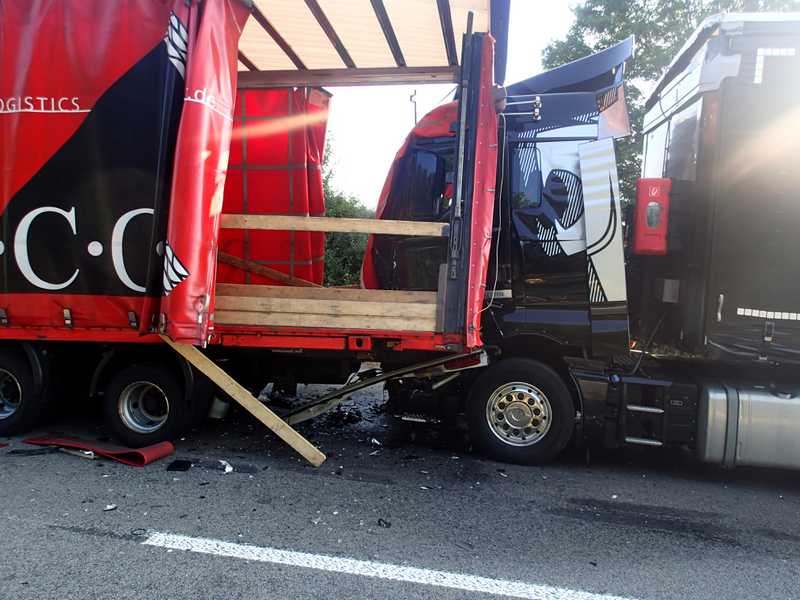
[379,13,800,469]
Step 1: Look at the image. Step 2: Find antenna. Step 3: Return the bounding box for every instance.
[409,89,418,124]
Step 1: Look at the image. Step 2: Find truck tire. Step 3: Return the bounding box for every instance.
[467,358,574,465]
[0,348,45,436]
[187,370,216,428]
[103,363,185,447]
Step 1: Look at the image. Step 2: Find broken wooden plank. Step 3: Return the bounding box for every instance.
[215,310,436,332]
[160,335,326,467]
[216,283,436,304]
[218,251,321,288]
[216,296,436,319]
[220,214,448,237]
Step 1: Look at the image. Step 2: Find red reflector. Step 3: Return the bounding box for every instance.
[632,178,671,255]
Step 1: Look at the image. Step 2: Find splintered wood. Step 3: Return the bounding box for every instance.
[160,335,326,467]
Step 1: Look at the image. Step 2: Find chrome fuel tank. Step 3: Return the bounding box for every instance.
[698,383,800,469]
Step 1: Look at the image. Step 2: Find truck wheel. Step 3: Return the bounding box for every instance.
[187,370,216,427]
[467,358,574,465]
[103,364,185,447]
[0,348,44,436]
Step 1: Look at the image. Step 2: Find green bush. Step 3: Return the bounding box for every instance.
[322,147,374,286]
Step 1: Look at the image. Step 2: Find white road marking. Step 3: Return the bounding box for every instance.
[143,531,637,600]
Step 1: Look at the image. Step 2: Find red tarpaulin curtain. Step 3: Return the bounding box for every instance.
[160,0,250,344]
[218,88,329,286]
[0,0,188,330]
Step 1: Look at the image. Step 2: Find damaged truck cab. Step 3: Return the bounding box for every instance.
[371,37,635,463]
[375,14,800,470]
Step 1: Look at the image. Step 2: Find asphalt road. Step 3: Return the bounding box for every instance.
[2,386,800,600]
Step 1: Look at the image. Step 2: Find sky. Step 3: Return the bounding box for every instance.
[325,0,576,208]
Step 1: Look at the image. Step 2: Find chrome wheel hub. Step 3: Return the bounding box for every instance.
[118,381,169,434]
[485,382,551,446]
[0,369,22,420]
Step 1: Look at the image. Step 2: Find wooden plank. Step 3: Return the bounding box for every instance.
[216,283,436,304]
[220,214,447,237]
[216,295,436,319]
[218,252,321,288]
[160,335,326,467]
[216,310,436,332]
[237,66,459,88]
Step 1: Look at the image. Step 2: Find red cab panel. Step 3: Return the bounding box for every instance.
[633,178,671,255]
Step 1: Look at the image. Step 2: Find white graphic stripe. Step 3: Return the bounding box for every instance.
[143,531,637,600]
[165,11,188,78]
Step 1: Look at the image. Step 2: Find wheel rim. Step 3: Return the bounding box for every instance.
[118,381,170,434]
[485,381,552,447]
[0,368,22,420]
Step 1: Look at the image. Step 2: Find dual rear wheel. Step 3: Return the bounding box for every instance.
[0,349,42,437]
[102,364,186,447]
[0,347,209,449]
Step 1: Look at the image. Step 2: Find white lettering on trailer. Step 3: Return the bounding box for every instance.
[184,88,233,121]
[112,208,154,293]
[0,96,88,114]
[143,531,638,600]
[14,206,79,290]
[6,206,156,292]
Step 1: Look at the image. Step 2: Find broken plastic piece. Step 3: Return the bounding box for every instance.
[7,447,58,456]
[167,459,193,472]
[60,448,96,460]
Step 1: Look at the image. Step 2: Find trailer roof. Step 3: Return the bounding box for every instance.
[645,11,800,110]
[236,0,510,88]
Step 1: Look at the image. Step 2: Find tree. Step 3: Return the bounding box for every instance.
[543,0,800,202]
[322,145,374,286]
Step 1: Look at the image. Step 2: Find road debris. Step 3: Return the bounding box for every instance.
[219,460,234,473]
[7,448,58,456]
[166,459,193,472]
[103,504,117,512]
[377,518,391,528]
[60,448,96,460]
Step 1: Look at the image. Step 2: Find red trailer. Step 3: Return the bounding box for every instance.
[0,0,510,465]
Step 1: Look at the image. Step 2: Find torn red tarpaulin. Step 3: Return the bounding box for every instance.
[22,437,174,467]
